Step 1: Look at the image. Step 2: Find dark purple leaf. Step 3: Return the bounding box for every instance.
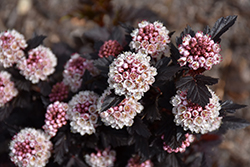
[94,56,114,77]
[176,25,195,46]
[100,127,129,148]
[0,105,12,122]
[53,131,69,165]
[170,43,181,65]
[195,75,218,85]
[210,15,237,43]
[100,92,125,112]
[187,82,211,107]
[2,122,20,136]
[134,135,150,160]
[176,76,212,107]
[176,76,194,91]
[221,116,250,130]
[128,117,151,138]
[25,35,46,52]
[220,100,246,114]
[155,57,171,69]
[38,81,51,96]
[154,66,184,86]
[203,25,211,35]
[12,91,31,108]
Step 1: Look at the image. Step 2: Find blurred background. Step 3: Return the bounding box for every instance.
[1,0,250,166]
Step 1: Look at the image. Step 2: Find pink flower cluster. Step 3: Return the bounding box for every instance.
[130,21,170,59]
[42,101,69,137]
[63,53,99,92]
[162,133,195,153]
[98,40,123,58]
[0,29,27,68]
[171,88,222,134]
[100,98,144,129]
[108,51,157,100]
[84,148,116,167]
[178,31,222,70]
[17,45,57,84]
[49,82,69,102]
[9,128,52,167]
[67,91,99,135]
[126,156,153,167]
[0,71,18,107]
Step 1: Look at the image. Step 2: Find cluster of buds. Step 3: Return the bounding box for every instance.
[126,156,153,167]
[0,71,18,107]
[130,21,170,59]
[63,53,99,92]
[84,148,116,167]
[98,40,123,58]
[42,101,69,137]
[108,51,157,100]
[17,45,57,84]
[100,98,143,129]
[0,29,27,68]
[171,88,222,134]
[178,31,222,70]
[49,82,69,102]
[9,128,52,167]
[67,91,99,135]
[162,133,195,153]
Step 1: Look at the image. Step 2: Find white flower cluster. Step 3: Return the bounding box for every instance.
[100,98,143,129]
[63,53,99,92]
[9,128,52,167]
[17,45,57,84]
[171,88,222,134]
[85,148,116,167]
[178,31,222,70]
[67,90,99,135]
[0,71,18,107]
[108,51,157,100]
[130,20,170,59]
[0,29,27,68]
[42,101,69,137]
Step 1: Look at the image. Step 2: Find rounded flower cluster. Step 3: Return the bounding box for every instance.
[0,71,18,107]
[67,91,99,135]
[178,31,222,70]
[98,40,123,58]
[0,29,27,68]
[100,98,143,129]
[108,51,157,100]
[130,21,170,59]
[162,133,195,153]
[9,128,52,167]
[63,53,99,92]
[127,156,153,167]
[49,82,69,102]
[85,148,116,167]
[42,101,69,137]
[171,88,222,134]
[17,45,57,84]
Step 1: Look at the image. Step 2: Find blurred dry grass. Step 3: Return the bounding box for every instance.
[1,0,250,166]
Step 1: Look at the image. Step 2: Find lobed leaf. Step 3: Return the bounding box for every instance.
[128,117,151,138]
[176,25,195,46]
[220,100,247,114]
[25,35,46,52]
[221,116,250,130]
[99,92,125,112]
[210,15,237,43]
